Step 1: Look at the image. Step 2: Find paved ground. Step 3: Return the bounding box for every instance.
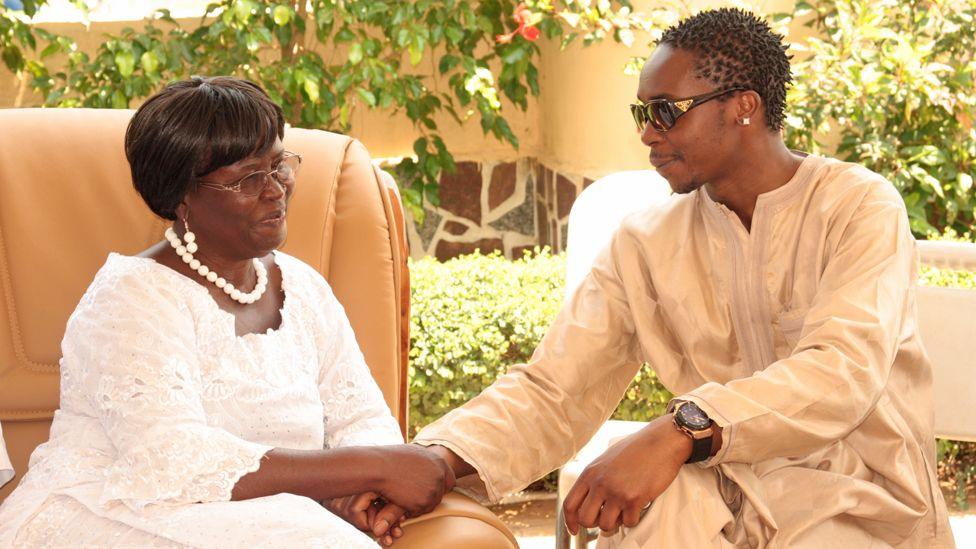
[494,498,976,548]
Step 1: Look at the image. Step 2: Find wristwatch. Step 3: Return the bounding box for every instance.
[669,400,714,464]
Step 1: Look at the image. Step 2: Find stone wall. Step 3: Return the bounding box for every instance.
[406,158,594,260]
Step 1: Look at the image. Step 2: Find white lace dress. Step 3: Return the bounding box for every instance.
[0,252,403,547]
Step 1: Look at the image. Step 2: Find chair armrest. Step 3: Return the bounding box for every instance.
[374,166,411,437]
[396,491,518,549]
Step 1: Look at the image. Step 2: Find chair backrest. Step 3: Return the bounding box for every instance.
[916,240,976,442]
[0,108,409,502]
[564,170,672,297]
[565,171,976,443]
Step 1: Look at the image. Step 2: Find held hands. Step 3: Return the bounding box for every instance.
[562,415,694,537]
[371,444,456,516]
[330,444,456,544]
[365,443,473,540]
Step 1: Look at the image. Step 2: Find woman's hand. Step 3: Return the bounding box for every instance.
[369,501,408,545]
[323,491,377,531]
[369,444,455,516]
[561,415,693,536]
[324,492,404,546]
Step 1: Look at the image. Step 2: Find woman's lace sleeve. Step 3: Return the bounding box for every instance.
[314,282,403,448]
[62,269,272,511]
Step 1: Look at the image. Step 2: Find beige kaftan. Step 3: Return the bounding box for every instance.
[415,155,954,547]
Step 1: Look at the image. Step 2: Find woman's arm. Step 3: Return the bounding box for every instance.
[231,444,455,515]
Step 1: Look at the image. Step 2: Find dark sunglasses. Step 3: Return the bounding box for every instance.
[629,87,747,132]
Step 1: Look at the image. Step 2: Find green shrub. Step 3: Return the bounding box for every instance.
[408,248,566,437]
[409,249,976,505]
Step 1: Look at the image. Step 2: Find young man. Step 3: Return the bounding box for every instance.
[407,8,953,547]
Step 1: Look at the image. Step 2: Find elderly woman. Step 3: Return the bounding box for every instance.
[0,76,452,547]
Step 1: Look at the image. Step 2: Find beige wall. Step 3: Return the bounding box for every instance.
[1,0,812,177]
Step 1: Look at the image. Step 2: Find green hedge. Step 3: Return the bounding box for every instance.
[408,248,566,437]
[408,249,976,507]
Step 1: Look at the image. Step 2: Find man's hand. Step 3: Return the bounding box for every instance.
[368,443,482,542]
[562,415,694,536]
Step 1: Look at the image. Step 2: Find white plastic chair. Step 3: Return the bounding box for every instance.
[915,240,976,443]
[564,170,672,298]
[557,170,671,548]
[555,172,976,548]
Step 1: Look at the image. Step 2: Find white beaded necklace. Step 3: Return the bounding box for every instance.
[165,226,268,305]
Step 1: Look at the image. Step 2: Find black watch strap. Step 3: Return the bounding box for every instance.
[687,433,712,464]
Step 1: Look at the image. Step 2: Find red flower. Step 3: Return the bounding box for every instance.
[521,25,540,41]
[496,3,540,44]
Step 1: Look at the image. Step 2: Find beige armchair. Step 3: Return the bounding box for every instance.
[0,108,516,548]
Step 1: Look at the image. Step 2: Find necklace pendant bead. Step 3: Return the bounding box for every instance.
[166,226,268,305]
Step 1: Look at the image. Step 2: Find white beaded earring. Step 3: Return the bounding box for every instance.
[739,117,751,126]
[183,218,198,254]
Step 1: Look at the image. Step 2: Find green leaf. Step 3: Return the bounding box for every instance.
[273,5,292,26]
[335,27,356,43]
[909,165,944,198]
[348,42,363,64]
[438,54,459,74]
[408,35,425,66]
[234,1,253,22]
[1,47,25,72]
[444,25,463,45]
[115,50,135,77]
[111,89,129,109]
[140,50,159,74]
[255,27,273,43]
[303,78,320,103]
[413,137,428,157]
[958,173,973,194]
[41,42,61,58]
[501,47,525,65]
[357,87,377,106]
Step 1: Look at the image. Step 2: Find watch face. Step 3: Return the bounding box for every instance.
[678,403,711,430]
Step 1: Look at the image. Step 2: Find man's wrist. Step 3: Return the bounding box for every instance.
[667,418,695,464]
[423,444,476,478]
[709,424,723,456]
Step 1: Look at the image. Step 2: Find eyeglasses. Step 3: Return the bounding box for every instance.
[629,87,746,132]
[197,152,302,196]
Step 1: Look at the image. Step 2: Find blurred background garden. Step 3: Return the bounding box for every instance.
[2,0,974,517]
